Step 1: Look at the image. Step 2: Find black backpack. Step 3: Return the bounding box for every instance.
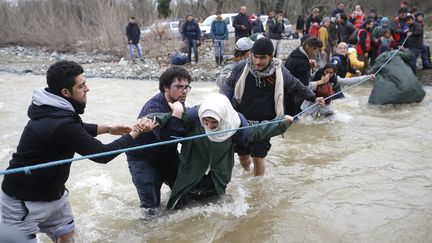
[348,29,360,45]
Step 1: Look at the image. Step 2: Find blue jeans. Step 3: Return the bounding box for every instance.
[408,48,421,74]
[129,43,143,60]
[213,40,225,57]
[128,159,178,209]
[421,44,430,65]
[186,39,198,63]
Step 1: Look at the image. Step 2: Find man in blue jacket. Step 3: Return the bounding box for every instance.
[211,10,229,65]
[1,61,156,242]
[126,66,192,217]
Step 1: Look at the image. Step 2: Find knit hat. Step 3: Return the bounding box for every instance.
[252,37,274,55]
[380,17,389,26]
[250,33,265,41]
[235,37,254,51]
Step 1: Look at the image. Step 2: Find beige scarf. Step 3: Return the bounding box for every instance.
[234,58,284,116]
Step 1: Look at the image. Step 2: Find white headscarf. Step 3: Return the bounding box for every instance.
[198,93,241,142]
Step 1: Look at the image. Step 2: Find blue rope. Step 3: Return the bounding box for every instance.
[0,37,408,176]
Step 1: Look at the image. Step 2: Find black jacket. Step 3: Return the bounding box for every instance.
[252,19,264,33]
[126,93,184,185]
[2,102,134,201]
[182,20,201,40]
[405,22,423,49]
[221,60,316,120]
[233,13,251,38]
[306,15,322,33]
[331,53,357,78]
[268,18,285,40]
[339,22,356,43]
[126,22,141,44]
[284,47,311,86]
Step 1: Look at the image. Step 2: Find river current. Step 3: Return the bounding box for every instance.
[0,73,431,242]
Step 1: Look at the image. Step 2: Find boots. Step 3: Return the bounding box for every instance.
[215,56,219,65]
[219,55,224,66]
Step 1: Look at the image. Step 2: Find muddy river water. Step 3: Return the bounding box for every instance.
[0,73,431,242]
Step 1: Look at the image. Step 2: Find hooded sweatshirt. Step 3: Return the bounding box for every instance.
[2,88,135,201]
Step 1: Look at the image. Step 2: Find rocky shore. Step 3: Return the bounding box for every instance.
[0,39,298,82]
[0,38,431,85]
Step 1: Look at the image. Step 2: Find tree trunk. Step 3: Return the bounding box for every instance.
[215,0,224,12]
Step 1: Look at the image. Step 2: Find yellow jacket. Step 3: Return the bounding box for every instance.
[346,47,364,77]
[318,27,328,51]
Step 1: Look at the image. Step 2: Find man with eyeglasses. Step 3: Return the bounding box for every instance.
[126,66,192,218]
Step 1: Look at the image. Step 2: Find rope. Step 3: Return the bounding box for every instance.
[0,37,409,176]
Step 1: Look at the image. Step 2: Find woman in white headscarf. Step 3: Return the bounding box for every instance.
[146,93,293,210]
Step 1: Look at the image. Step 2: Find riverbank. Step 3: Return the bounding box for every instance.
[0,39,431,85]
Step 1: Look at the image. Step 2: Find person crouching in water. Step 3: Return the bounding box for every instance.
[301,63,374,119]
[146,93,293,209]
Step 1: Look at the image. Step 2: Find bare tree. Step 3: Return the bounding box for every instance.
[214,0,225,12]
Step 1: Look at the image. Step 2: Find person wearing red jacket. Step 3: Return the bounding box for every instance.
[356,19,374,69]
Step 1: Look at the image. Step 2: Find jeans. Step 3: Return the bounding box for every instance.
[128,159,178,209]
[186,39,198,63]
[270,39,282,58]
[129,43,143,60]
[408,48,421,74]
[213,40,225,57]
[421,44,431,65]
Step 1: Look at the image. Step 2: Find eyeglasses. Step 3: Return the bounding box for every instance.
[171,84,192,91]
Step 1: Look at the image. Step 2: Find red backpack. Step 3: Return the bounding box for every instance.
[316,83,334,105]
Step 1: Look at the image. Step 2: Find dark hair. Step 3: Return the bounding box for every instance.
[398,7,408,13]
[130,16,135,19]
[340,13,348,21]
[234,49,250,58]
[159,66,192,93]
[302,37,323,50]
[216,10,222,15]
[46,61,84,95]
[300,33,311,44]
[406,14,414,21]
[323,63,337,73]
[364,18,375,26]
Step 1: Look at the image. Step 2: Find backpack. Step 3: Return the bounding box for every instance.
[348,29,360,45]
[316,83,334,105]
[171,53,188,65]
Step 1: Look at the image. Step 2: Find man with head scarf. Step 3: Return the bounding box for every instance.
[144,93,293,209]
[222,38,324,176]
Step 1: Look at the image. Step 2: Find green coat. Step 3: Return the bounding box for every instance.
[368,50,426,105]
[147,110,290,210]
